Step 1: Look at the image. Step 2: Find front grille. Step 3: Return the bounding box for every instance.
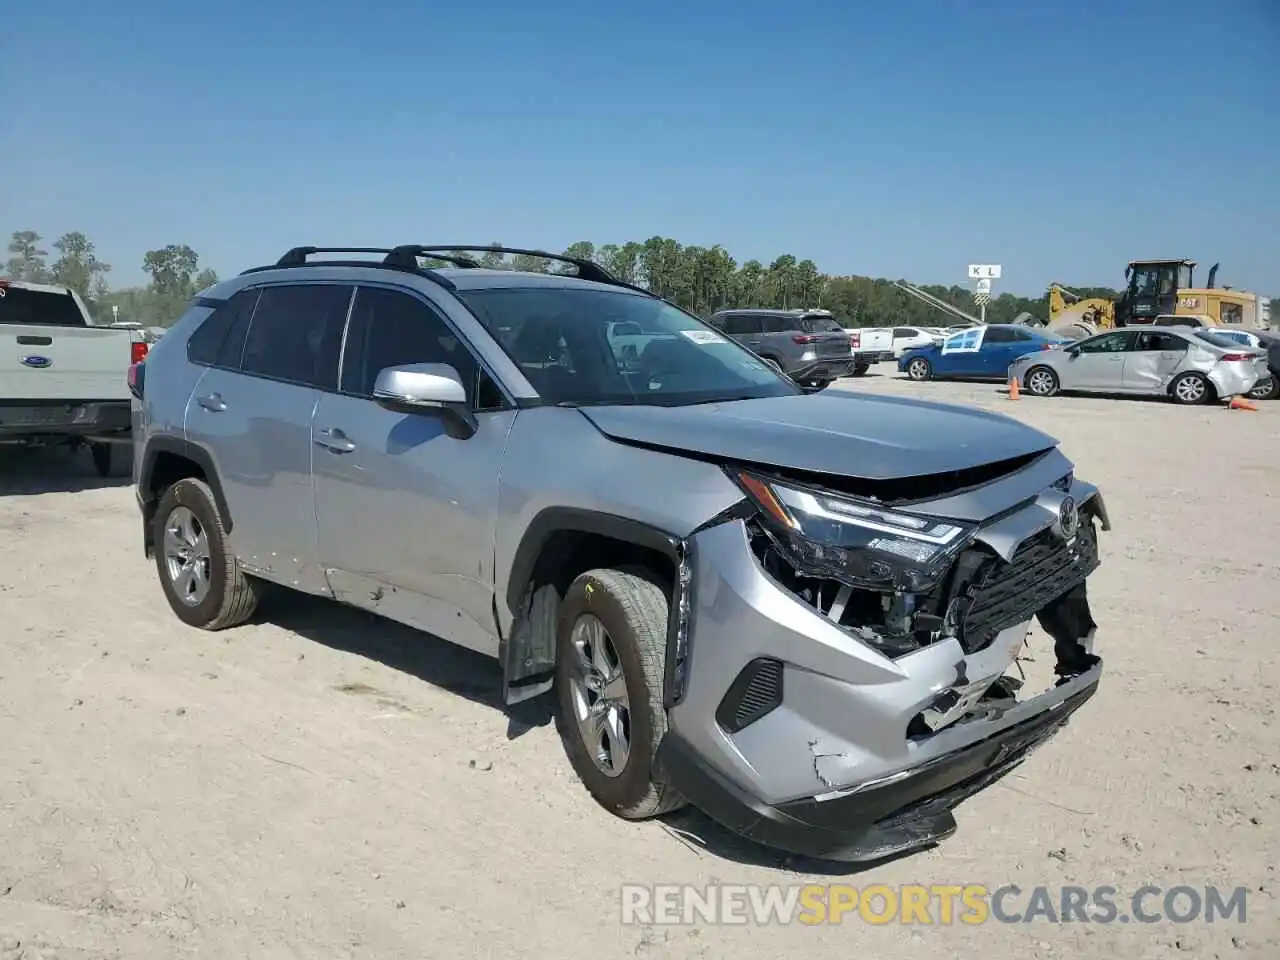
[960,521,1099,653]
[716,658,784,734]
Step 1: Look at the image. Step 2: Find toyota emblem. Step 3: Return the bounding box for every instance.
[1057,496,1080,540]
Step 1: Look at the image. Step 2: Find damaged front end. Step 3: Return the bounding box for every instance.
[729,465,1106,707]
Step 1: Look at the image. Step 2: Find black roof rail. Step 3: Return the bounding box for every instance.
[395,245,655,295]
[238,246,460,289]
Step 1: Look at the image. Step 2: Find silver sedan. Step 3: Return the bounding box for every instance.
[1009,327,1270,405]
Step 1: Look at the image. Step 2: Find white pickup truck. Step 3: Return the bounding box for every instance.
[844,326,895,372]
[1,278,148,476]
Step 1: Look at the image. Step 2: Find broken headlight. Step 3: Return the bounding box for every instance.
[730,469,976,593]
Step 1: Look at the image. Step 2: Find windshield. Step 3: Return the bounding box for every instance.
[1193,330,1250,350]
[0,285,88,326]
[456,287,801,405]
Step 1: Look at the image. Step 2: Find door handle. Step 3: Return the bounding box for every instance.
[315,427,355,453]
[747,339,761,345]
[197,393,226,412]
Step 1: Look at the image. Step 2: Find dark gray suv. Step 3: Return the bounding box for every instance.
[708,308,856,390]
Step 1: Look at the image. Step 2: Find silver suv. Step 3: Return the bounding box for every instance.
[131,245,1109,862]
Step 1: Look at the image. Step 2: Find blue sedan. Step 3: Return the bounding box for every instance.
[898,324,1068,381]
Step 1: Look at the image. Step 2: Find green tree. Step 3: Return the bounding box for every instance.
[5,230,50,282]
[142,244,200,296]
[50,231,111,300]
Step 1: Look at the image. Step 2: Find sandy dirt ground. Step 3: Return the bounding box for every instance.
[1,375,1277,960]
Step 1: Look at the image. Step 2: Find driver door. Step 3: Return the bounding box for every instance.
[1062,330,1138,390]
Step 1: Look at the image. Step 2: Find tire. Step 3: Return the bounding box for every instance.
[906,357,932,381]
[1023,366,1060,397]
[1248,375,1279,401]
[153,477,262,630]
[89,442,112,478]
[1169,371,1212,405]
[851,363,871,377]
[554,568,685,820]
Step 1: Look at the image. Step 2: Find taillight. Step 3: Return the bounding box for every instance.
[792,334,820,344]
[849,332,861,348]
[1220,353,1251,362]
[128,362,145,399]
[131,340,149,364]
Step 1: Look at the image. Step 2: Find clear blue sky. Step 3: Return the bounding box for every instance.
[4,0,1277,296]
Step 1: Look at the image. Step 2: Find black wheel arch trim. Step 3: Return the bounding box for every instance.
[138,435,234,533]
[504,507,683,617]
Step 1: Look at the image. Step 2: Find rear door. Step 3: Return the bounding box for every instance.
[1125,331,1189,392]
[184,281,352,593]
[935,327,985,374]
[0,281,133,401]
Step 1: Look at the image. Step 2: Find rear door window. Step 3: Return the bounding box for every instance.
[240,283,353,390]
[763,315,792,334]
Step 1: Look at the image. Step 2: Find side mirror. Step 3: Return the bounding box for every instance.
[372,363,477,437]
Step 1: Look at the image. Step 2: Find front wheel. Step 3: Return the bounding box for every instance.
[154,478,262,629]
[1023,366,1060,397]
[1170,372,1212,405]
[906,357,932,381]
[555,569,685,820]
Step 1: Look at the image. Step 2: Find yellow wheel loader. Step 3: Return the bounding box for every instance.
[1040,259,1269,339]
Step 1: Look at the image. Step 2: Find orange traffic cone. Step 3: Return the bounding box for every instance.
[1228,396,1258,411]
[1008,377,1020,400]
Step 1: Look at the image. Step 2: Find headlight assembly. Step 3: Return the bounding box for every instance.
[729,468,976,593]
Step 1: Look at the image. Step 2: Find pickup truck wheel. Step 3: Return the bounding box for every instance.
[89,443,112,478]
[154,478,261,630]
[906,357,932,381]
[851,363,871,377]
[555,568,685,820]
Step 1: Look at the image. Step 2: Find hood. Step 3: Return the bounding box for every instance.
[577,391,1059,481]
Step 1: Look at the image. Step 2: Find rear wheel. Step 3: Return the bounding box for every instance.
[1170,371,1211,405]
[555,568,685,820]
[851,363,871,377]
[1248,375,1278,401]
[906,357,932,381]
[154,478,262,629]
[1023,366,1060,397]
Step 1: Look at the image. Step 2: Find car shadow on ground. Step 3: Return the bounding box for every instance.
[657,806,930,876]
[254,587,554,740]
[0,445,132,495]
[258,588,937,875]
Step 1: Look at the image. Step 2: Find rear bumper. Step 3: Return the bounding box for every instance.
[659,673,1098,861]
[0,400,131,441]
[791,358,858,381]
[853,350,895,364]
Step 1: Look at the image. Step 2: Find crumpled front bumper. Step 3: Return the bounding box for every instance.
[659,483,1105,862]
[659,668,1098,861]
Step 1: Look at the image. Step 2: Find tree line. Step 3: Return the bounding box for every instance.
[9,228,1271,330]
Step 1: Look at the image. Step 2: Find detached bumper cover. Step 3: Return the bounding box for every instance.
[658,669,1099,862]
